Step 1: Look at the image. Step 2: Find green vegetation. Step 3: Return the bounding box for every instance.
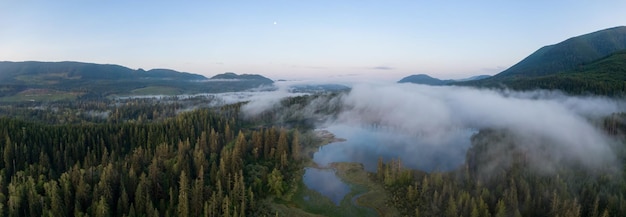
[332,163,401,217]
[455,26,626,96]
[0,98,304,216]
[465,50,626,96]
[281,178,376,217]
[0,82,625,216]
[0,89,79,102]
[496,26,626,77]
[130,86,182,95]
[397,74,490,86]
[0,61,274,98]
[373,116,626,217]
[267,128,388,216]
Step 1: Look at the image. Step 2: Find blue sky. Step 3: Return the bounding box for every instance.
[1,1,625,80]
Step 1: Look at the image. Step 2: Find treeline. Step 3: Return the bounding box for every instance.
[0,104,302,216]
[464,50,626,97]
[375,115,626,217]
[0,96,221,124]
[244,93,344,130]
[494,75,626,97]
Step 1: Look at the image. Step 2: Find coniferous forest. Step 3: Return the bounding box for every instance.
[0,93,625,217]
[3,2,626,216]
[0,97,304,217]
[375,124,626,217]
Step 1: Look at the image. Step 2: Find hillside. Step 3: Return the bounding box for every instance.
[0,61,274,100]
[489,50,626,96]
[458,26,626,95]
[0,61,206,82]
[398,74,451,85]
[398,74,490,86]
[210,72,274,83]
[496,26,626,78]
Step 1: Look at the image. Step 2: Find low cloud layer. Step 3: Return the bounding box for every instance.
[243,83,626,172]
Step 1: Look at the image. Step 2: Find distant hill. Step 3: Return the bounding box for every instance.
[210,72,274,83]
[141,68,206,80]
[398,74,490,86]
[398,74,452,85]
[0,61,205,82]
[496,26,626,78]
[0,61,274,100]
[455,75,491,82]
[288,84,351,93]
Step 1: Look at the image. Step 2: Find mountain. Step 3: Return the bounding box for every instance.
[496,26,626,78]
[140,68,206,80]
[288,84,351,93]
[0,61,274,100]
[455,75,491,82]
[459,26,626,95]
[398,74,490,85]
[487,50,626,96]
[398,74,452,85]
[0,61,206,82]
[210,72,274,83]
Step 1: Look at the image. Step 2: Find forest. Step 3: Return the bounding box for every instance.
[0,96,305,217]
[0,92,625,217]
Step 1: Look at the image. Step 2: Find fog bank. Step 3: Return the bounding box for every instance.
[245,83,626,171]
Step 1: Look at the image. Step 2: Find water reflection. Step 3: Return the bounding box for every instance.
[303,167,350,205]
[303,124,476,205]
[315,125,476,172]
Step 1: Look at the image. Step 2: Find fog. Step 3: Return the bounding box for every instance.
[243,83,626,173]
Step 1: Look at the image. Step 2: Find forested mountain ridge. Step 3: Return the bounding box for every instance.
[0,61,206,82]
[398,74,452,85]
[0,61,274,100]
[457,26,626,95]
[398,74,490,86]
[495,26,626,78]
[210,72,274,83]
[481,50,626,96]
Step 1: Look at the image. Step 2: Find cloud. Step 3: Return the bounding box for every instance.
[239,81,309,117]
[371,66,394,70]
[240,83,626,172]
[332,84,624,171]
[289,65,328,70]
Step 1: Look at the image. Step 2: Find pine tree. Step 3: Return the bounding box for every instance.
[3,135,14,175]
[276,129,288,160]
[494,199,506,217]
[44,180,64,217]
[445,197,457,217]
[191,167,205,217]
[267,168,284,197]
[291,130,300,160]
[178,171,190,217]
[94,196,109,217]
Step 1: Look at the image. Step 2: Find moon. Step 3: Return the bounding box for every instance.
[273,21,277,25]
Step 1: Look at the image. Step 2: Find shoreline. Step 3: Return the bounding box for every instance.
[300,129,400,216]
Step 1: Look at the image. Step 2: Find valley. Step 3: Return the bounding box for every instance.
[1,12,626,216]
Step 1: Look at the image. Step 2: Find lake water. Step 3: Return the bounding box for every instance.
[302,124,475,205]
[302,167,351,205]
[314,124,475,171]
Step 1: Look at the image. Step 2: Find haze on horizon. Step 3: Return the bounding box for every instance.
[1,1,625,81]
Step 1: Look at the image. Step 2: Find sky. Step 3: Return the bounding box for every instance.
[1,1,625,81]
